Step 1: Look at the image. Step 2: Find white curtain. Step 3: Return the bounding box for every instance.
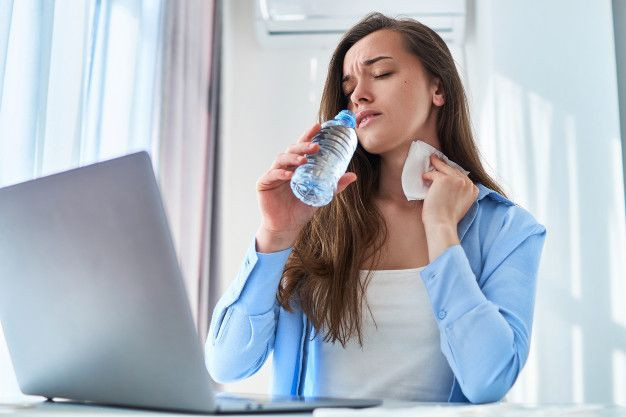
[157,0,218,338]
[0,0,218,401]
[0,0,165,400]
[0,0,163,184]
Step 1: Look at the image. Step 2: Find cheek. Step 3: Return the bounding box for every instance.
[390,79,429,124]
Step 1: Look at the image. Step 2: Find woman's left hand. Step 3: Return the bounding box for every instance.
[421,154,478,261]
[421,154,478,229]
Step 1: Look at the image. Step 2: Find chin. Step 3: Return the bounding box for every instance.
[357,132,399,155]
[358,141,390,155]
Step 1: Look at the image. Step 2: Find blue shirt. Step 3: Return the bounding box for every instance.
[205,182,547,404]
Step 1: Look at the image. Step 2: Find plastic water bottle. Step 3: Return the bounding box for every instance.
[290,110,357,207]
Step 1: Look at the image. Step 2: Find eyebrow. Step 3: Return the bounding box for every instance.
[341,56,393,84]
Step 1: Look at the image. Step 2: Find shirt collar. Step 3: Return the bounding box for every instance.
[457,182,515,241]
[476,182,515,206]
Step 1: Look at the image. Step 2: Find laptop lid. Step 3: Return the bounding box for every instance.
[0,152,217,413]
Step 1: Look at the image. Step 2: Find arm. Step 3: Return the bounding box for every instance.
[205,235,292,383]
[421,206,547,403]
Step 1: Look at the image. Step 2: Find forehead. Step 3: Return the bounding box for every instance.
[342,29,406,74]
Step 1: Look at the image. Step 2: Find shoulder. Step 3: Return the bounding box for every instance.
[473,184,547,282]
[476,182,546,238]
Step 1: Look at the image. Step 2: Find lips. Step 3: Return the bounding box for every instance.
[358,114,380,128]
[356,110,382,128]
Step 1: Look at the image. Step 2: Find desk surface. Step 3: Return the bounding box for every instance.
[2,400,626,417]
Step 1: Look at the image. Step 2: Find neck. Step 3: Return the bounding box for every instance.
[376,136,441,205]
[374,105,441,205]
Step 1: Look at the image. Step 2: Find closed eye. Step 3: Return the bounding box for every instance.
[343,72,393,98]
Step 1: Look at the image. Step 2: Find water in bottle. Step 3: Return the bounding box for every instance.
[290,110,358,207]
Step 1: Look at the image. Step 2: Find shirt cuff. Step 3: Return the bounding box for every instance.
[420,244,487,328]
[234,236,293,315]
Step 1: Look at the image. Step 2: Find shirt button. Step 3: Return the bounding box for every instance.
[245,258,250,266]
[438,310,447,320]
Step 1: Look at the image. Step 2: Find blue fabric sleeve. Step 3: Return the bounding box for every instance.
[205,235,293,383]
[420,206,547,404]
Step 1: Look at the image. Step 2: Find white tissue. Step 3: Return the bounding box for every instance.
[400,140,470,201]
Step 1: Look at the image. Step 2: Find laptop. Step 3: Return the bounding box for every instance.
[0,151,381,414]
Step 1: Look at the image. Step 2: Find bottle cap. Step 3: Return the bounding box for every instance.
[334,110,356,128]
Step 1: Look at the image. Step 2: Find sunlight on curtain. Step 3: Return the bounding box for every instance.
[0,0,162,187]
[0,0,163,400]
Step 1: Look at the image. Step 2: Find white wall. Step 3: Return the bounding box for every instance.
[464,0,626,404]
[217,0,626,404]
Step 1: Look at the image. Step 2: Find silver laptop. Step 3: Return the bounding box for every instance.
[0,151,381,414]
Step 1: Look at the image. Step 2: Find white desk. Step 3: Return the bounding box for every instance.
[2,400,626,417]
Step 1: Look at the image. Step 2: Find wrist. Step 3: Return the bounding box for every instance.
[424,221,457,235]
[424,222,460,262]
[255,225,297,253]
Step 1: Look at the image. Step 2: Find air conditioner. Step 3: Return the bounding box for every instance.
[255,0,466,48]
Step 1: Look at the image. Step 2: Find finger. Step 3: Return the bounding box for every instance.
[270,152,308,170]
[297,122,321,143]
[422,169,443,182]
[284,141,320,156]
[256,168,292,191]
[430,154,461,177]
[335,172,358,195]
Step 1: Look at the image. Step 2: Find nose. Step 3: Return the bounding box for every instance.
[348,80,372,111]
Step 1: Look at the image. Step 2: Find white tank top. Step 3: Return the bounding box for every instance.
[312,267,455,402]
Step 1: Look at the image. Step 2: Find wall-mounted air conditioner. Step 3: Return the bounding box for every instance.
[255,0,466,48]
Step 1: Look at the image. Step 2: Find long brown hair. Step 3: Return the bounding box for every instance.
[277,13,506,347]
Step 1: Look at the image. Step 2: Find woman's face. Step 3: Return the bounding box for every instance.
[342,29,444,155]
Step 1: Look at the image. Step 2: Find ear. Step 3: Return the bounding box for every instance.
[431,77,445,107]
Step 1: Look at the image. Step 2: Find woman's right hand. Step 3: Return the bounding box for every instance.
[255,122,357,253]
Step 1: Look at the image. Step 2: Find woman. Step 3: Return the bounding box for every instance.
[205,13,546,404]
